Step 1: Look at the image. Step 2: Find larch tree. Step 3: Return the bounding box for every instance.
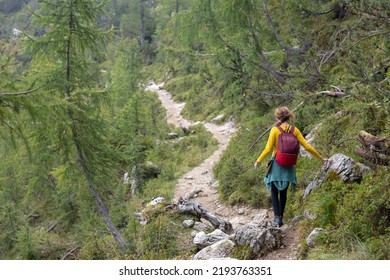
[26,0,127,253]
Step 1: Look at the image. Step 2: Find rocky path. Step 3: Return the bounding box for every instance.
[147,81,299,259]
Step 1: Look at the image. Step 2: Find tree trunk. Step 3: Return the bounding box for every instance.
[69,119,127,252]
[140,0,145,50]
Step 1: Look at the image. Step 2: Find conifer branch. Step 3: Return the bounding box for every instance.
[263,0,310,55]
[247,14,288,85]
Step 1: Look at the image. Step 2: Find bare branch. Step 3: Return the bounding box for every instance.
[0,89,38,96]
[316,85,345,97]
[330,85,342,92]
[46,221,59,233]
[318,31,389,71]
[61,246,80,260]
[340,31,390,52]
[347,6,390,21]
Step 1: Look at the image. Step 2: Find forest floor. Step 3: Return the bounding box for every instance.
[147,82,299,260]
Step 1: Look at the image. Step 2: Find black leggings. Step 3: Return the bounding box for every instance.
[271,183,288,218]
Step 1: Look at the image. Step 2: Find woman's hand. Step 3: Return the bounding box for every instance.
[254,161,260,168]
[320,157,329,164]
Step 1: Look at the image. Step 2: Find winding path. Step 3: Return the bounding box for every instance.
[147,81,299,259]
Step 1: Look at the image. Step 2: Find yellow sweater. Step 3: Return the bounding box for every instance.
[256,125,322,163]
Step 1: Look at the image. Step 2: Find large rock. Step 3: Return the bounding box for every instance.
[134,196,166,225]
[304,153,371,198]
[193,229,230,249]
[324,153,368,182]
[193,239,235,260]
[233,220,282,258]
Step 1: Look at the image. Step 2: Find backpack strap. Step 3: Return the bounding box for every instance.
[276,125,295,133]
[276,125,284,133]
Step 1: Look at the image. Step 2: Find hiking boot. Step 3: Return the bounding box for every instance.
[273,216,284,227]
[274,216,283,227]
[279,217,284,227]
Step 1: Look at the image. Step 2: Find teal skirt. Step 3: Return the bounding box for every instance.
[264,157,297,192]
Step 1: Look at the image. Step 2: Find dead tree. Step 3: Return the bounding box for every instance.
[134,194,233,234]
[177,197,233,234]
[355,130,390,165]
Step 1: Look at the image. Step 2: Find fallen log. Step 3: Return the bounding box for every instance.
[358,130,390,156]
[355,130,390,166]
[355,146,389,166]
[177,197,233,234]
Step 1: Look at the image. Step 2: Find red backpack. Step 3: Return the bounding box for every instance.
[275,125,300,166]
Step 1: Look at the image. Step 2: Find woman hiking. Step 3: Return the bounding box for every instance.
[254,106,327,227]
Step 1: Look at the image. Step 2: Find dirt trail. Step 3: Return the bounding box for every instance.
[147,82,299,259]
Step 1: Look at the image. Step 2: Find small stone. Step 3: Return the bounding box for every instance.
[193,222,210,232]
[183,219,195,228]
